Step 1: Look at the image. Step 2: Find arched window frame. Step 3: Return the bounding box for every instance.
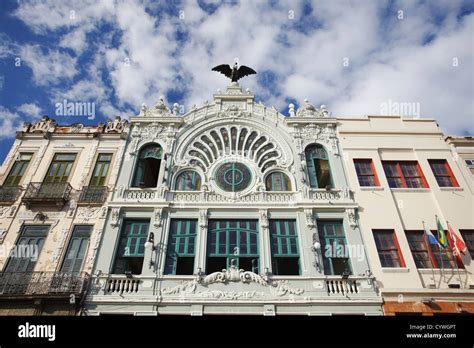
[174,170,202,191]
[305,144,333,189]
[265,171,292,191]
[132,143,163,188]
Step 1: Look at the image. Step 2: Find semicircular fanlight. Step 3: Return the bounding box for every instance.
[186,126,280,172]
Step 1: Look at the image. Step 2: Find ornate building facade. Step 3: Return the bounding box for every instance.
[85,83,382,315]
[1,82,472,317]
[0,116,129,315]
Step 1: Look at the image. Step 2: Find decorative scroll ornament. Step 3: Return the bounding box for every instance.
[161,266,304,298]
[217,104,250,118]
[105,116,129,133]
[139,96,177,117]
[26,116,57,133]
[299,124,339,155]
[295,99,330,118]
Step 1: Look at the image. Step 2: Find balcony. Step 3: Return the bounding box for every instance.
[0,186,20,205]
[22,182,73,208]
[78,186,108,205]
[0,272,89,298]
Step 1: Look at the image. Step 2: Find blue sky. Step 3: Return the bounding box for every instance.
[0,0,473,164]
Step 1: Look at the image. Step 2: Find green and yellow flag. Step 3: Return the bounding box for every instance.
[436,216,448,249]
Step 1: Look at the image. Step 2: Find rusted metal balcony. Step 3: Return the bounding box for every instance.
[0,272,89,298]
[0,186,20,205]
[22,182,72,208]
[78,186,108,205]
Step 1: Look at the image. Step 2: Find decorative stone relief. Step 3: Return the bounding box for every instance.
[0,205,16,219]
[87,228,103,264]
[105,116,129,133]
[50,227,69,263]
[0,228,7,244]
[27,116,57,134]
[295,99,330,118]
[77,207,102,222]
[110,208,120,227]
[304,208,315,230]
[161,266,304,298]
[217,104,250,118]
[199,209,208,229]
[153,208,163,227]
[299,124,339,155]
[347,208,357,228]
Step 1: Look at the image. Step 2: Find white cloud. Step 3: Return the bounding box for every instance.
[17,103,42,118]
[7,0,474,136]
[0,106,22,139]
[19,45,78,86]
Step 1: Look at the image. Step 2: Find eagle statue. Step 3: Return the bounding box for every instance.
[212,63,257,82]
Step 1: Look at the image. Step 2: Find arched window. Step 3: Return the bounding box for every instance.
[305,144,332,188]
[132,144,162,188]
[265,172,292,191]
[175,171,201,191]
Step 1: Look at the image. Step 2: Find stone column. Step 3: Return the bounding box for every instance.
[196,209,208,274]
[259,209,271,274]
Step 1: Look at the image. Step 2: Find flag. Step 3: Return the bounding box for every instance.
[436,216,448,249]
[423,222,442,248]
[447,222,467,256]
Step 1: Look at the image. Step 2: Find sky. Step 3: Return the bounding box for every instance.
[0,0,473,164]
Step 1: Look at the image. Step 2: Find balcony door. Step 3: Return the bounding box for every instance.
[89,154,112,186]
[3,153,32,186]
[4,225,49,272]
[207,220,259,274]
[44,153,76,183]
[60,226,91,273]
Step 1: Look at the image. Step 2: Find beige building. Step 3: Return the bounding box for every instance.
[338,115,474,315]
[0,116,128,315]
[446,135,474,176]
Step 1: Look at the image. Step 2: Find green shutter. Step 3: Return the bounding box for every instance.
[60,226,91,273]
[44,153,76,183]
[5,225,49,272]
[4,153,32,186]
[89,154,112,186]
[207,220,259,272]
[164,219,197,275]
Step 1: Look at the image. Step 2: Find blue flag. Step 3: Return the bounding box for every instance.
[424,222,442,247]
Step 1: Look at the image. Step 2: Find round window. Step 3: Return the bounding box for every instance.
[215,162,252,192]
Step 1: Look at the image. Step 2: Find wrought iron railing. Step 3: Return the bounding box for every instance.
[0,186,20,205]
[0,272,89,296]
[22,182,73,207]
[78,186,108,204]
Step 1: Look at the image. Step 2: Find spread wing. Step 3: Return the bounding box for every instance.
[237,65,257,79]
[212,64,233,78]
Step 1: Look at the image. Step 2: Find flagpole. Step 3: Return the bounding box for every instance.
[435,215,445,280]
[447,221,464,288]
[423,220,437,288]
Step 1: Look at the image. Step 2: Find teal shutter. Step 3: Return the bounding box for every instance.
[317,221,352,275]
[164,219,197,275]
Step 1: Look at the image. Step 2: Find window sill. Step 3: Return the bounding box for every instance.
[439,187,463,192]
[390,188,430,193]
[360,187,384,191]
[381,267,410,273]
[418,268,466,274]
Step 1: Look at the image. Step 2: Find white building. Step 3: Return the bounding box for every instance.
[85,84,382,316]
